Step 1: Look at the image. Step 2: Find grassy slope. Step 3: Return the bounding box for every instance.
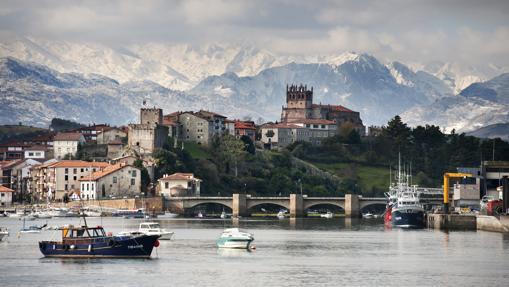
[184,142,210,159]
[313,162,390,193]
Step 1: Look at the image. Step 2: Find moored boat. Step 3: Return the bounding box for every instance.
[39,224,160,258]
[320,211,334,218]
[157,211,179,219]
[136,222,174,240]
[216,228,254,249]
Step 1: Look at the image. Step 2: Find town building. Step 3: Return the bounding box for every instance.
[71,124,111,143]
[79,163,141,200]
[234,120,257,142]
[158,173,201,197]
[0,142,29,160]
[9,159,42,202]
[0,160,20,190]
[260,119,337,149]
[128,108,169,155]
[280,84,365,135]
[24,145,50,160]
[0,185,13,207]
[177,110,228,146]
[53,132,85,160]
[36,160,110,200]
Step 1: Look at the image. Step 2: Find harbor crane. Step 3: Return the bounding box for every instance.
[443,172,473,214]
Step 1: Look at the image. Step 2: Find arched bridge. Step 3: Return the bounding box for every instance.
[165,194,389,218]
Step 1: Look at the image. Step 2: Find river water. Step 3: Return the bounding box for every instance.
[1,216,508,287]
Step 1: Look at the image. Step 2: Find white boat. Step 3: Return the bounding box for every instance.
[362,212,374,219]
[216,228,254,249]
[118,222,174,240]
[196,212,204,218]
[0,228,8,241]
[84,210,102,217]
[8,210,25,218]
[33,211,52,219]
[139,222,174,240]
[220,211,226,219]
[320,211,334,218]
[277,211,286,219]
[157,211,179,218]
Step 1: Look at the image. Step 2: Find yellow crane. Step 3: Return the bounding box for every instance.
[443,172,473,214]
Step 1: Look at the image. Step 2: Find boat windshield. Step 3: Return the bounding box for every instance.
[61,226,106,238]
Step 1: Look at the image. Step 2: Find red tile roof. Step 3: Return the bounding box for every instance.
[80,163,133,181]
[159,172,201,181]
[51,160,110,168]
[234,120,256,130]
[312,104,354,113]
[287,119,336,125]
[0,185,14,192]
[53,132,84,141]
[262,123,304,129]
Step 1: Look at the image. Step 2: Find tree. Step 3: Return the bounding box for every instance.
[219,135,246,177]
[240,135,255,155]
[134,159,151,193]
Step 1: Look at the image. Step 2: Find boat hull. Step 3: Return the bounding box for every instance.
[391,208,425,229]
[39,235,159,258]
[216,238,253,249]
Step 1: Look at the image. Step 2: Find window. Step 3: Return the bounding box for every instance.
[165,182,169,189]
[131,170,136,177]
[81,168,84,172]
[65,168,69,174]
[65,175,68,181]
[86,183,89,191]
[313,125,318,128]
[28,152,34,156]
[73,168,77,174]
[71,184,74,189]
[321,125,325,129]
[92,184,94,191]
[113,176,117,183]
[131,178,135,185]
[65,184,68,190]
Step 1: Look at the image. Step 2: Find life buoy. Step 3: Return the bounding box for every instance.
[154,240,160,248]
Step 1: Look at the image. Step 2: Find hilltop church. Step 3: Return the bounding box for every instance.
[280,84,365,135]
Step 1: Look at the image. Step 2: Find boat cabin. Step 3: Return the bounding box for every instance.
[60,225,107,240]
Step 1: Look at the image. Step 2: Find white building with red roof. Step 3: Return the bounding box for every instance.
[53,132,85,159]
[0,185,13,207]
[79,162,141,200]
[158,173,201,197]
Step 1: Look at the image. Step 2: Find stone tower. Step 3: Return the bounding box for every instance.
[281,84,313,122]
[140,108,163,125]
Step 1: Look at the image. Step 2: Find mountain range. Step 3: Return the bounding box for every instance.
[0,37,508,133]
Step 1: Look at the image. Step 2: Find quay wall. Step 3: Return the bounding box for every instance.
[476,215,509,233]
[50,197,164,213]
[427,214,477,230]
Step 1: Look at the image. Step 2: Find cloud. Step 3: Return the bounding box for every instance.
[0,0,508,68]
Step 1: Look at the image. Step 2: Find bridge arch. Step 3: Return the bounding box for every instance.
[247,201,289,212]
[186,200,232,210]
[303,200,345,211]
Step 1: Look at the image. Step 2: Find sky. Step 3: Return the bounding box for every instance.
[0,0,508,67]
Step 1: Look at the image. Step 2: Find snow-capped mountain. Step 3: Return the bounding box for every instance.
[402,73,509,132]
[467,123,509,141]
[3,37,505,96]
[419,61,509,94]
[1,55,450,127]
[0,57,202,126]
[191,54,449,125]
[0,37,293,91]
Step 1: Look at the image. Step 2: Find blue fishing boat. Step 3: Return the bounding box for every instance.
[38,223,160,258]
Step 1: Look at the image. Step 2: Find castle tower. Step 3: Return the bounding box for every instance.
[140,108,163,125]
[281,84,313,122]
